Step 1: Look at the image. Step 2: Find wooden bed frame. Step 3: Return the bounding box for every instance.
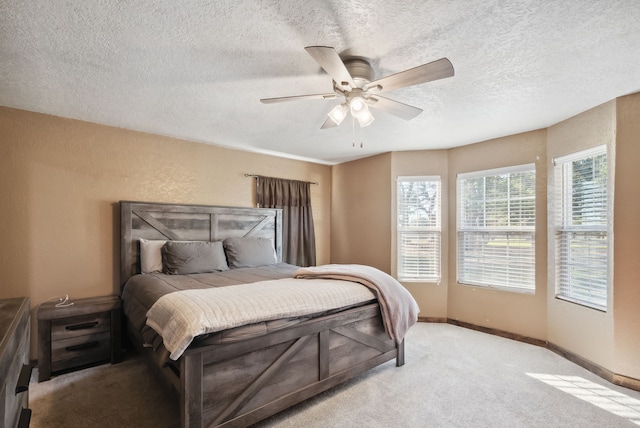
[120,201,404,428]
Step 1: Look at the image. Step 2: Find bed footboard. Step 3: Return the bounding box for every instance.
[179,303,400,428]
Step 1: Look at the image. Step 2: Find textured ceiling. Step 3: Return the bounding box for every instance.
[1,1,640,165]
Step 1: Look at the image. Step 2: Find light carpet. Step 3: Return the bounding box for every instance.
[29,323,640,427]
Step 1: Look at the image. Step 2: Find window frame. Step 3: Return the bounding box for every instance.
[552,145,610,311]
[456,163,536,292]
[396,175,442,283]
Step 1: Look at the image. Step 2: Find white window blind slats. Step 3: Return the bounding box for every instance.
[458,231,535,290]
[457,164,536,291]
[554,147,609,310]
[565,154,608,226]
[397,177,441,282]
[399,232,441,281]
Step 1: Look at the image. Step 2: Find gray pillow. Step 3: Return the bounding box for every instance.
[162,241,229,275]
[223,237,277,268]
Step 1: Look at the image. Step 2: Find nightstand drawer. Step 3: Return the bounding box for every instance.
[51,312,110,341]
[51,331,111,364]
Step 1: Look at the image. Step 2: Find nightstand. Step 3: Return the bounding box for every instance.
[37,295,122,382]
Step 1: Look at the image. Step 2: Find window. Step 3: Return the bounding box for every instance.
[553,145,609,310]
[457,164,536,291]
[397,176,441,282]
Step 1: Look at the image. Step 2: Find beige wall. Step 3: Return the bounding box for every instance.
[0,107,332,354]
[546,101,616,369]
[447,130,548,340]
[613,93,640,380]
[331,153,392,272]
[390,150,449,319]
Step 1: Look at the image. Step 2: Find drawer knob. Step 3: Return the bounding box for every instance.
[65,341,100,352]
[65,321,99,331]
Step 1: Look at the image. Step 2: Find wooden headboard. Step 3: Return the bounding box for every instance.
[119,201,283,288]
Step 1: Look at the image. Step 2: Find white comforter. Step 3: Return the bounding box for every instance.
[146,277,376,360]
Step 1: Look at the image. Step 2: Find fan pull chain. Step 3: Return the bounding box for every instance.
[352,117,356,147]
[350,117,365,149]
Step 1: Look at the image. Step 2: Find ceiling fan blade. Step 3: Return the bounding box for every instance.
[305,46,355,90]
[367,95,423,120]
[260,93,337,104]
[365,58,454,93]
[320,116,339,129]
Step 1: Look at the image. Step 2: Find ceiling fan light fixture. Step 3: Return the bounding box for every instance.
[349,96,368,118]
[356,109,375,127]
[327,103,348,125]
[349,96,374,127]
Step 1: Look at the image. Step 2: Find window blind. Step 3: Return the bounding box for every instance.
[553,145,608,310]
[397,176,441,282]
[457,164,536,291]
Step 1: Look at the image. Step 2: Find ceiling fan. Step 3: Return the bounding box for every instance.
[260,46,454,129]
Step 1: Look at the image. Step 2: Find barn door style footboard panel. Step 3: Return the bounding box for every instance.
[181,303,400,428]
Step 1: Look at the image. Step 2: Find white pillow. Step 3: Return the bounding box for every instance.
[139,238,166,273]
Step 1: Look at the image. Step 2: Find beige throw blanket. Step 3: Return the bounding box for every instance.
[146,277,376,360]
[294,264,420,345]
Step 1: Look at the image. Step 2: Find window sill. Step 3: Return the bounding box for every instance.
[457,281,535,295]
[554,295,607,312]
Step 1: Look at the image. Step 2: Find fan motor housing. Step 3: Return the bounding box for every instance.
[343,58,374,88]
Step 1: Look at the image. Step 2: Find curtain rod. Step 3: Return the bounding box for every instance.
[244,174,319,185]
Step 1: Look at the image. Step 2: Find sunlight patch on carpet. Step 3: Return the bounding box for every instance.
[527,373,640,426]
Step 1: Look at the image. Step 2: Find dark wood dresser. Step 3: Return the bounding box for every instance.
[0,297,31,428]
[37,295,122,382]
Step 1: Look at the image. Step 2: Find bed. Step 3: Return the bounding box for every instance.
[120,201,416,428]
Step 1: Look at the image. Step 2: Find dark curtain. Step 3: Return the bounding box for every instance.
[256,176,316,267]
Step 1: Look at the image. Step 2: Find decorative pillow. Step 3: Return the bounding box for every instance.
[139,239,167,273]
[161,240,229,275]
[223,237,277,268]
